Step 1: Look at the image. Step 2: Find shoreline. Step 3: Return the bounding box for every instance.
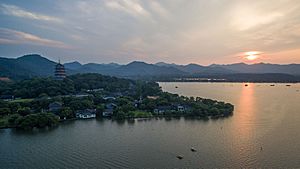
[157,81,300,84]
[0,114,232,130]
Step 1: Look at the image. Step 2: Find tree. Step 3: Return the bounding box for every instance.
[0,108,11,116]
[209,107,220,116]
[8,114,22,126]
[8,102,21,114]
[17,107,31,116]
[96,104,105,117]
[59,107,73,119]
[16,113,59,130]
[115,111,126,120]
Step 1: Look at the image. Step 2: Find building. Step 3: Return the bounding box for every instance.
[102,103,117,117]
[177,105,185,112]
[102,108,113,117]
[133,97,142,108]
[49,102,62,112]
[0,95,14,101]
[76,109,96,119]
[54,60,66,80]
[154,106,172,114]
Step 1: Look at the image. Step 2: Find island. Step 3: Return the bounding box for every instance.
[0,73,234,130]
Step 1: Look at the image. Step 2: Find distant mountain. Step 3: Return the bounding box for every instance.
[0,57,31,79]
[155,62,178,67]
[211,63,300,75]
[0,54,57,79]
[176,64,235,74]
[64,61,82,70]
[15,54,57,76]
[113,61,186,77]
[155,62,300,75]
[0,54,300,82]
[155,62,235,74]
[64,62,121,75]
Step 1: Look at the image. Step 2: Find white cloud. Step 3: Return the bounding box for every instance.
[105,0,150,18]
[228,1,300,32]
[230,6,283,31]
[148,1,170,19]
[1,4,62,22]
[0,28,71,48]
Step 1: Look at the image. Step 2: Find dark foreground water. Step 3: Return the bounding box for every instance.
[1,83,300,168]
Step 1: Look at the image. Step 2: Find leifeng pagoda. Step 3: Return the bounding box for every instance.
[54,60,66,80]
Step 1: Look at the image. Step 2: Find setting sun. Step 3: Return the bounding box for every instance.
[245,51,260,61]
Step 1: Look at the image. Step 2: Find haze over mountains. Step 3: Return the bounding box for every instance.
[1,54,300,82]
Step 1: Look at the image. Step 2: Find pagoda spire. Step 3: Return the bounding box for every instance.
[54,59,66,80]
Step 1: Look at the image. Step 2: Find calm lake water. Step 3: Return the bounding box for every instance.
[1,83,300,168]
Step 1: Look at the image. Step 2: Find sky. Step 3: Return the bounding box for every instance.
[0,0,300,65]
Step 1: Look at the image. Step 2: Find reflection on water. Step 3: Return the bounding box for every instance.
[1,83,300,168]
[233,83,259,167]
[159,82,300,168]
[236,83,256,140]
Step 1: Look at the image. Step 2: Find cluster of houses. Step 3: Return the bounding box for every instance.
[153,104,190,115]
[48,99,190,120]
[48,101,117,119]
[3,92,191,120]
[75,109,96,119]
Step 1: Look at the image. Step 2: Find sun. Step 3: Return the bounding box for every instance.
[244,51,260,61]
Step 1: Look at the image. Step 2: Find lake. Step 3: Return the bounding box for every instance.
[1,82,300,168]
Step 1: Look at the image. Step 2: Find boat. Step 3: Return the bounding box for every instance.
[245,84,248,87]
[176,155,184,159]
[191,147,197,152]
[175,86,178,88]
[270,84,275,86]
[286,85,291,87]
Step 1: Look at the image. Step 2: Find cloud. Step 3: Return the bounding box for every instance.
[228,1,300,31]
[1,0,300,64]
[0,28,71,48]
[230,6,283,31]
[148,1,169,19]
[105,0,150,18]
[1,4,61,22]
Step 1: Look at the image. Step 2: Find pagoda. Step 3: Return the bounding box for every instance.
[54,60,66,80]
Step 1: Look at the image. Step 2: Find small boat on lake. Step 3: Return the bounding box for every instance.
[176,155,184,159]
[175,86,178,88]
[270,84,275,86]
[245,84,248,87]
[286,85,291,87]
[191,147,197,152]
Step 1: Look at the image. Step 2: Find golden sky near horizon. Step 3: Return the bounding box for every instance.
[0,0,300,64]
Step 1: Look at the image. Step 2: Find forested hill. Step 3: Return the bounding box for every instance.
[0,73,139,99]
[1,54,300,82]
[0,54,57,79]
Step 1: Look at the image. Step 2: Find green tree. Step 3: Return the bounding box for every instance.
[17,107,31,116]
[59,107,73,119]
[8,114,22,126]
[116,111,126,120]
[0,108,11,116]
